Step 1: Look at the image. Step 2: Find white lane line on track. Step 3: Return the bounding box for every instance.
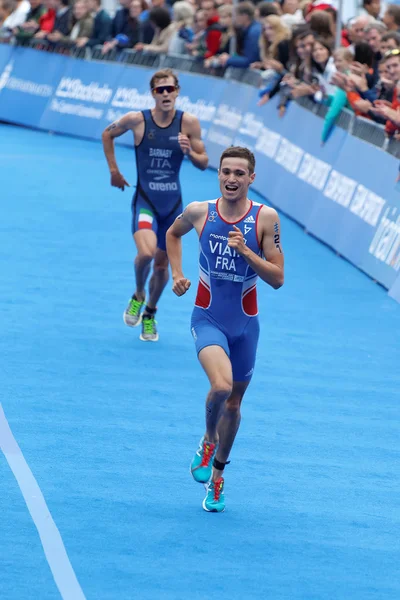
[0,404,86,600]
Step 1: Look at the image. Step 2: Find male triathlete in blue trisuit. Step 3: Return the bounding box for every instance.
[102,69,208,341]
[166,147,284,512]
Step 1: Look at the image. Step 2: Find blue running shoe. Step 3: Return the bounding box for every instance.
[190,437,217,483]
[203,477,225,512]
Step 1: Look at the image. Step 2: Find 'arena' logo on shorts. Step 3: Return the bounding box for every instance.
[149,181,178,191]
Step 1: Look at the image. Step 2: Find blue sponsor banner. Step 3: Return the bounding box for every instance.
[0,47,66,128]
[247,98,347,226]
[176,72,226,143]
[0,45,398,301]
[327,134,399,287]
[206,79,250,169]
[103,64,153,148]
[39,57,125,140]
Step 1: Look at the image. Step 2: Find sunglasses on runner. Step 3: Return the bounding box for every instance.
[152,85,177,94]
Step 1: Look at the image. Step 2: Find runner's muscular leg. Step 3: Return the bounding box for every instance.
[198,345,233,445]
[147,248,169,310]
[212,381,250,481]
[133,230,157,300]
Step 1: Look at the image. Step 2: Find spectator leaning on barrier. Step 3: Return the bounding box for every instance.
[82,0,111,48]
[321,47,354,144]
[64,0,93,47]
[108,0,131,44]
[167,1,194,55]
[0,0,16,40]
[103,0,146,53]
[253,15,291,103]
[216,4,233,54]
[203,3,233,65]
[1,0,29,30]
[209,1,262,69]
[373,48,400,135]
[276,26,316,113]
[33,0,56,39]
[134,6,175,53]
[44,0,72,43]
[330,42,377,119]
[200,0,222,60]
[311,37,336,103]
[185,9,207,57]
[13,0,46,43]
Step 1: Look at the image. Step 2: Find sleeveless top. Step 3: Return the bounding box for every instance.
[134,109,184,218]
[194,198,264,331]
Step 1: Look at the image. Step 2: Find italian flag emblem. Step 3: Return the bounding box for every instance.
[138,208,154,229]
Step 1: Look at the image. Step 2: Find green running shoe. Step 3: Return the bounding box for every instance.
[203,477,225,513]
[123,296,145,327]
[140,314,159,342]
[190,437,217,483]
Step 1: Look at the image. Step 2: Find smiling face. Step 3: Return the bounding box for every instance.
[151,76,179,112]
[312,41,330,65]
[295,33,314,60]
[218,157,255,203]
[385,54,400,83]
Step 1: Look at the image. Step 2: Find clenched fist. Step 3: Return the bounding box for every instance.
[172,276,191,296]
[228,225,247,256]
[178,133,191,155]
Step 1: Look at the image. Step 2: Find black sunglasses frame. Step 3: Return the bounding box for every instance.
[152,85,178,94]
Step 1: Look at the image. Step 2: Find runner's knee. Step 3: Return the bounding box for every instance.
[211,380,232,401]
[136,250,155,265]
[225,396,242,412]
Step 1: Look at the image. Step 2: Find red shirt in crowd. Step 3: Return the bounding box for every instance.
[38,8,56,33]
[204,15,222,59]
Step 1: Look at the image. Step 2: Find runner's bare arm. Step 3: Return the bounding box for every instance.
[102,112,141,172]
[229,207,284,289]
[166,202,207,289]
[179,115,209,171]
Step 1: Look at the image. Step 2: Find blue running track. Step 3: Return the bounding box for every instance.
[1,124,399,600]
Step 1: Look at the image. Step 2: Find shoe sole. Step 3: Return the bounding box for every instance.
[123,312,143,327]
[139,333,159,342]
[202,498,225,513]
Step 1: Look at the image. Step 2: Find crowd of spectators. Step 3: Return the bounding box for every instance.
[2,0,400,143]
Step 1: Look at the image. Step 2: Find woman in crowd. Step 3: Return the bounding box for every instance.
[134,6,175,54]
[252,14,291,103]
[185,8,207,57]
[311,37,336,102]
[101,0,145,53]
[168,1,195,55]
[66,0,93,46]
